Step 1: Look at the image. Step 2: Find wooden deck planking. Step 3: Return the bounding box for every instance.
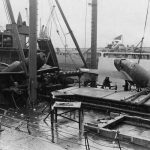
[53,87,150,106]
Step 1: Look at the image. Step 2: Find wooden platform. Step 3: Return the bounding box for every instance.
[84,115,150,149]
[52,87,150,117]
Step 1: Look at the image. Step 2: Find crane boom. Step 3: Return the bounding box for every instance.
[5,0,28,74]
[55,0,87,68]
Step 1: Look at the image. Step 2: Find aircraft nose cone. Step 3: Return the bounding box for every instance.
[114,59,121,71]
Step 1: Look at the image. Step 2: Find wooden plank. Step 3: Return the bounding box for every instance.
[53,87,150,107]
[53,102,81,109]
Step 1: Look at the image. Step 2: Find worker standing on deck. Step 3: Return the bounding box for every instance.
[124,80,129,91]
[102,77,111,89]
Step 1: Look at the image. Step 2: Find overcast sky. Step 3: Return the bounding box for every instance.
[0,0,150,48]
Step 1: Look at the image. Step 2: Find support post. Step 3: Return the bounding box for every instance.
[90,0,98,87]
[91,0,97,69]
[79,75,81,88]
[51,110,55,143]
[84,131,90,150]
[29,0,37,103]
[79,108,83,135]
[55,108,57,123]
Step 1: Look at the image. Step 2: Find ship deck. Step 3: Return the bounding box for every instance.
[53,86,150,118]
[0,104,149,150]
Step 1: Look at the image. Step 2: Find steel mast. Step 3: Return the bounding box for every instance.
[29,0,37,103]
[89,0,98,87]
[91,0,97,69]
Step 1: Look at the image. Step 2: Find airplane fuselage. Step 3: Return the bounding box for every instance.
[1,52,46,72]
[114,59,150,88]
[0,52,46,89]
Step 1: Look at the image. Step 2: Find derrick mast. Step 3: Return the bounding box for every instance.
[29,0,38,103]
[90,0,98,87]
[91,0,97,69]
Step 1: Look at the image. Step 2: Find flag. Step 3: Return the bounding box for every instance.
[112,35,123,49]
[114,35,122,41]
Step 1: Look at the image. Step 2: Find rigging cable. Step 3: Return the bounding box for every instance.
[47,0,55,37]
[48,0,80,70]
[53,13,80,69]
[138,0,150,64]
[2,0,11,24]
[48,0,64,45]
[46,3,55,38]
[51,0,66,36]
[84,0,88,49]
[143,0,150,37]
[51,0,78,70]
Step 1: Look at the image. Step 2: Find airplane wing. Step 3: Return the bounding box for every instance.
[79,68,99,75]
[37,67,59,75]
[0,67,59,76]
[80,68,133,81]
[0,71,25,76]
